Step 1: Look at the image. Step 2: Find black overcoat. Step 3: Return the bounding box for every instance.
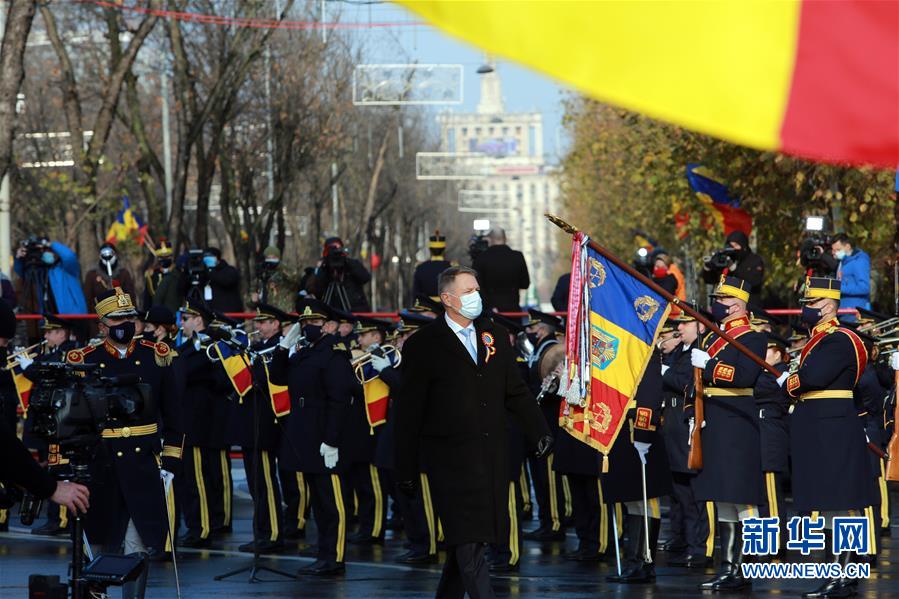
[754,361,790,474]
[661,343,694,474]
[226,335,282,450]
[394,315,548,545]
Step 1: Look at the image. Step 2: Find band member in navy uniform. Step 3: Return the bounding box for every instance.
[523,308,566,541]
[66,288,183,599]
[140,306,178,348]
[412,229,452,301]
[690,276,766,591]
[230,303,292,553]
[270,297,354,576]
[659,313,714,568]
[603,350,672,583]
[783,277,873,598]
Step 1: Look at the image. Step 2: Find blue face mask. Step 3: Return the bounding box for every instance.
[455,291,483,320]
[801,305,822,326]
[835,249,847,261]
[41,251,55,265]
[203,256,218,268]
[711,300,730,323]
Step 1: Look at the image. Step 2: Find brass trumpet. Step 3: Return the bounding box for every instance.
[352,345,401,384]
[858,316,899,334]
[3,340,47,370]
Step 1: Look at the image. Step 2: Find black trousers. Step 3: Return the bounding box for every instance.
[671,472,714,558]
[527,452,563,531]
[208,449,232,530]
[306,472,349,564]
[489,480,521,566]
[242,448,284,542]
[346,462,386,539]
[396,473,437,556]
[181,446,221,538]
[436,542,495,599]
[280,466,309,533]
[567,473,605,554]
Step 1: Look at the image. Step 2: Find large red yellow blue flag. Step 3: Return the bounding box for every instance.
[106,197,148,245]
[212,342,252,399]
[399,1,898,167]
[561,233,670,471]
[263,361,290,418]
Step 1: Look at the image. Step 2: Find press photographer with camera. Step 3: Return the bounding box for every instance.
[14,237,87,339]
[701,230,765,296]
[307,237,372,312]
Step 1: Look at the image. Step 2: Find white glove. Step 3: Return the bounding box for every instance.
[633,441,651,465]
[661,364,670,376]
[280,323,303,350]
[320,443,339,469]
[690,348,711,369]
[776,372,789,387]
[890,353,899,371]
[370,354,390,372]
[16,354,34,370]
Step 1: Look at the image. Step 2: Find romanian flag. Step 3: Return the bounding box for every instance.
[263,361,290,418]
[11,362,33,415]
[363,378,390,430]
[106,197,148,245]
[561,233,670,471]
[211,342,252,399]
[399,1,898,168]
[686,164,752,237]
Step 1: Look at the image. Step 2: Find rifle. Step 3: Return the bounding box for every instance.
[687,367,704,470]
[886,369,899,481]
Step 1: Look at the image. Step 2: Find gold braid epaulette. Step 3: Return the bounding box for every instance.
[140,339,176,366]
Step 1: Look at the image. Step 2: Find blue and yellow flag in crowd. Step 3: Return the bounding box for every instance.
[561,233,670,471]
[106,197,148,245]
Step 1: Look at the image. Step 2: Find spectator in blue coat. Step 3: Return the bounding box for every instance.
[14,238,88,315]
[831,232,870,321]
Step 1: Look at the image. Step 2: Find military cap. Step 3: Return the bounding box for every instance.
[659,319,678,335]
[709,275,750,303]
[253,302,292,323]
[800,276,840,303]
[410,295,444,314]
[95,287,139,319]
[354,315,392,334]
[398,310,434,332]
[428,229,446,251]
[330,308,357,325]
[213,310,240,328]
[855,307,890,325]
[788,323,809,342]
[491,312,526,335]
[766,333,789,350]
[180,299,215,323]
[526,308,563,331]
[750,308,782,328]
[154,239,174,258]
[142,306,176,326]
[41,313,75,330]
[295,297,331,321]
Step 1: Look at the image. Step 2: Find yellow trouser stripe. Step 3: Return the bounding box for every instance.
[547,454,560,531]
[705,502,715,557]
[615,503,624,538]
[194,448,210,538]
[437,518,444,542]
[598,480,608,553]
[766,472,779,518]
[59,504,68,529]
[331,475,346,563]
[562,474,572,518]
[0,509,7,524]
[370,465,384,538]
[879,461,890,528]
[261,451,279,542]
[648,497,661,519]
[865,506,877,554]
[508,481,519,565]
[164,480,176,552]
[220,450,231,526]
[296,473,307,529]
[353,491,359,517]
[420,474,437,555]
[519,465,531,511]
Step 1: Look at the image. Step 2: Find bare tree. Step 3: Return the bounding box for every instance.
[0,0,36,181]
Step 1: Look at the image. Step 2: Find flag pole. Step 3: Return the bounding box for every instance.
[545,214,780,377]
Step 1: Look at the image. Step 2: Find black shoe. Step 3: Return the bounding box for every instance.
[146,547,172,563]
[396,551,437,565]
[564,547,603,562]
[699,563,751,591]
[607,561,655,583]
[178,533,210,549]
[881,526,891,538]
[385,516,404,531]
[239,539,285,554]
[0,521,7,533]
[666,552,689,567]
[489,561,519,573]
[802,579,857,598]
[659,538,688,553]
[283,527,306,541]
[522,526,565,541]
[684,554,714,569]
[31,522,71,537]
[347,532,383,545]
[297,561,345,576]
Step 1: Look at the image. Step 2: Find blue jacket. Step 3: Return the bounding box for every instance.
[837,248,871,318]
[14,241,88,314]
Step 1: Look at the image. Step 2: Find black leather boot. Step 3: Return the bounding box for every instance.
[699,521,751,590]
[606,515,658,583]
[802,549,858,598]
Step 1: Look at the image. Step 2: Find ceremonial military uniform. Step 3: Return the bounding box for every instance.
[67,288,183,558]
[854,357,888,557]
[269,298,354,576]
[754,335,791,525]
[411,230,452,301]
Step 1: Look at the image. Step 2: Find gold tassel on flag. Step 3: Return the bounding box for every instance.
[602,453,609,474]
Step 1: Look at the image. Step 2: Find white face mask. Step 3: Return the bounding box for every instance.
[452,290,483,320]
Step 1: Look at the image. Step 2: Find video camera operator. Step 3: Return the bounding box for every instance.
[795,233,839,278]
[701,230,764,295]
[198,247,243,313]
[831,233,871,318]
[251,245,295,312]
[471,227,530,312]
[307,237,372,312]
[14,237,87,339]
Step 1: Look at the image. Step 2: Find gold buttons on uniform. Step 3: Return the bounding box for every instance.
[121,427,131,438]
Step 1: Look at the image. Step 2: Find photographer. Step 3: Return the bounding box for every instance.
[251,245,295,312]
[701,231,764,295]
[831,233,871,319]
[14,237,87,322]
[307,237,372,312]
[200,247,243,313]
[471,228,530,312]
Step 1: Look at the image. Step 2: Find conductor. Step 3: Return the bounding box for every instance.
[394,266,552,598]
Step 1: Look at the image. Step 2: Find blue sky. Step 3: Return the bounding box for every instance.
[336,1,570,162]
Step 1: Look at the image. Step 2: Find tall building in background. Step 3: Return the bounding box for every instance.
[436,61,560,307]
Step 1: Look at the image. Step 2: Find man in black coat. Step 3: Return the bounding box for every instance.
[201,247,243,313]
[394,266,551,598]
[471,228,530,312]
[701,231,765,296]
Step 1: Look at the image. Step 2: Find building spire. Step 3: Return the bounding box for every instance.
[476,55,504,115]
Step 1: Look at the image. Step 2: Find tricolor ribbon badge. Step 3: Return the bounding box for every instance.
[481,332,496,364]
